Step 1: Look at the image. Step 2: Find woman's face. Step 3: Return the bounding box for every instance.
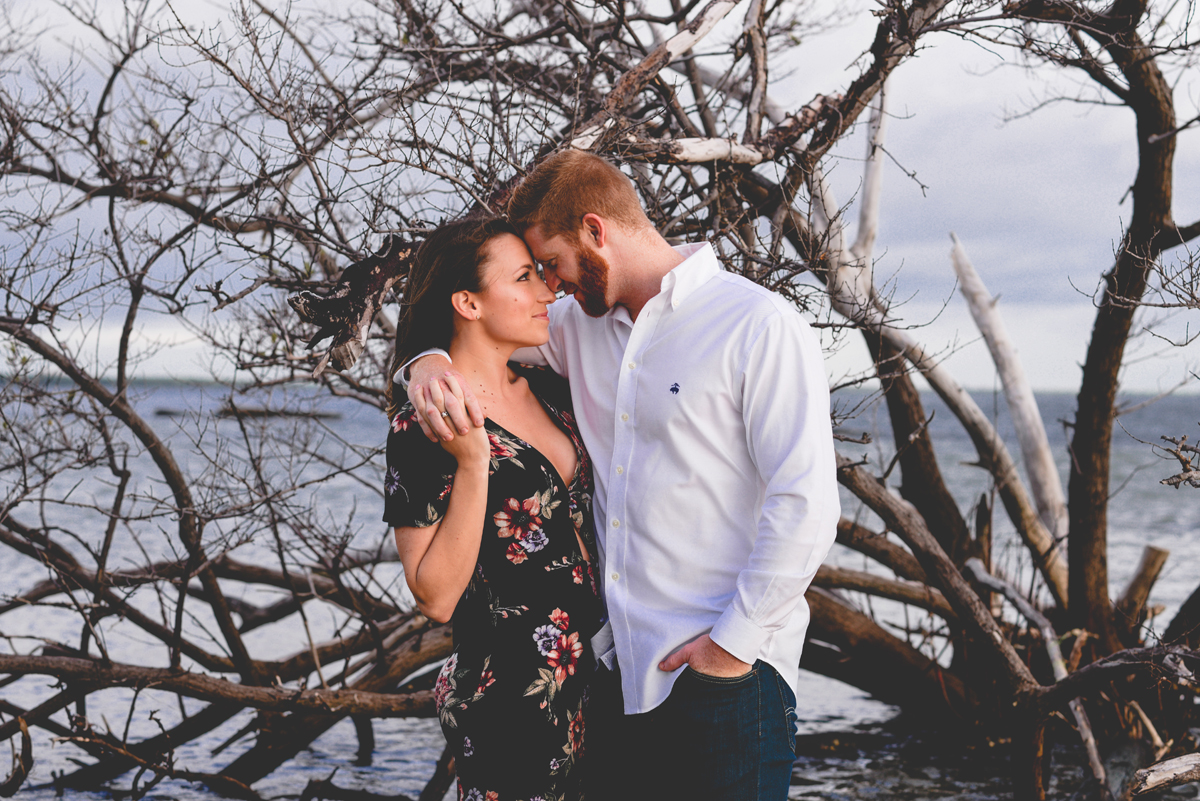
[469,233,556,348]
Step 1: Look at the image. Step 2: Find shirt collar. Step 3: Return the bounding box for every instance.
[659,242,718,306]
[608,241,718,327]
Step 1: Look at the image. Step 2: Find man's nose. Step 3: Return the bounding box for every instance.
[543,268,561,291]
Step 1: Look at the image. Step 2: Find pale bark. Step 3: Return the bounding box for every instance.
[880,326,1070,608]
[617,96,836,165]
[811,180,1069,606]
[1130,753,1200,796]
[950,234,1069,543]
[850,88,887,264]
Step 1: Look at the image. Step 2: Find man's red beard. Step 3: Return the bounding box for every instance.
[573,244,611,318]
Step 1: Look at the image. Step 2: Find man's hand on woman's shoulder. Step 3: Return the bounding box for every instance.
[406,355,485,442]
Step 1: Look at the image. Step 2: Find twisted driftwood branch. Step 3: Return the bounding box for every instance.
[1130,753,1200,796]
[0,655,436,718]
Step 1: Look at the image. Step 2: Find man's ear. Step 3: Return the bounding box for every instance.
[581,213,607,248]
[450,290,478,321]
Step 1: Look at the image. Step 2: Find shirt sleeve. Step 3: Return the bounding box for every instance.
[708,308,840,664]
[382,406,460,529]
[393,349,450,390]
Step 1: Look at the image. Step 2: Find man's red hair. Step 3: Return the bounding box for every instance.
[507,150,650,240]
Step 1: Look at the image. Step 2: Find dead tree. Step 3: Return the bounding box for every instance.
[1,0,1198,799]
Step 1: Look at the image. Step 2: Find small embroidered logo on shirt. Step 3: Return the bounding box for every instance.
[669,383,680,395]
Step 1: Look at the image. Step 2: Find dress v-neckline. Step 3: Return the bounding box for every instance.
[486,404,581,495]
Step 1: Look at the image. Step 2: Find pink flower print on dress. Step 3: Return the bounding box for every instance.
[549,608,569,630]
[433,653,457,709]
[568,707,586,758]
[487,431,517,460]
[476,668,495,696]
[547,631,582,684]
[506,542,528,564]
[493,496,543,540]
[392,409,416,433]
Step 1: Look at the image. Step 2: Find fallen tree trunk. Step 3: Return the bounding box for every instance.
[1130,753,1200,797]
[803,587,971,714]
[0,655,437,718]
[835,454,1038,693]
[813,564,955,620]
[836,518,927,582]
[218,622,454,786]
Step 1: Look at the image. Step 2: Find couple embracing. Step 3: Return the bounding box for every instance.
[382,150,839,801]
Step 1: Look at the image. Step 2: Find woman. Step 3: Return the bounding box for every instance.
[383,217,602,801]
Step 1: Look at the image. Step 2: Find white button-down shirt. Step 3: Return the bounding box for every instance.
[510,242,839,714]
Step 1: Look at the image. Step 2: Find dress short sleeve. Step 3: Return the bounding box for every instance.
[383,404,459,529]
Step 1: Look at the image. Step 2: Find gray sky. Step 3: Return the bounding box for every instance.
[23,0,1200,393]
[779,7,1200,393]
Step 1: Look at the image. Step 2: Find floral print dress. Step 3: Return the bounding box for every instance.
[383,364,602,801]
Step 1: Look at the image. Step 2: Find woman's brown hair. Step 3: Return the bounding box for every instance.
[385,216,519,418]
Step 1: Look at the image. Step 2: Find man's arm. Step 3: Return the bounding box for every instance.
[404,353,482,442]
[402,300,571,441]
[662,308,839,673]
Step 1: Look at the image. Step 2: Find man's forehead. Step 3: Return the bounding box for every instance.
[522,225,563,258]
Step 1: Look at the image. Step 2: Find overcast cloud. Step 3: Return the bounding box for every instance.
[12,0,1199,392]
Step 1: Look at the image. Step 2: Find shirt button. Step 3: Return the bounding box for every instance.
[615,466,623,474]
[621,413,629,422]
[612,519,620,528]
[672,299,679,307]
[628,362,636,369]
[611,572,620,581]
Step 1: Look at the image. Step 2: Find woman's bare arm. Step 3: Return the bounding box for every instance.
[393,424,490,623]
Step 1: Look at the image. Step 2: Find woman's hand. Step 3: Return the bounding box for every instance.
[439,417,490,468]
[408,360,484,442]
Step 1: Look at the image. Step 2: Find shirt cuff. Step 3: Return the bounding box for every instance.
[393,348,451,389]
[709,607,770,666]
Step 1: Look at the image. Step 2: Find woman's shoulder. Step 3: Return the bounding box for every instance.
[509,362,571,410]
[388,402,422,436]
[387,403,445,455]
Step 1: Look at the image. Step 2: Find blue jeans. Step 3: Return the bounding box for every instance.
[586,660,798,800]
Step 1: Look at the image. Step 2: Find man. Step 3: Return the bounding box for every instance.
[404,150,838,799]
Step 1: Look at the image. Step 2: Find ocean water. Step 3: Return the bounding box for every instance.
[1,382,1196,800]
